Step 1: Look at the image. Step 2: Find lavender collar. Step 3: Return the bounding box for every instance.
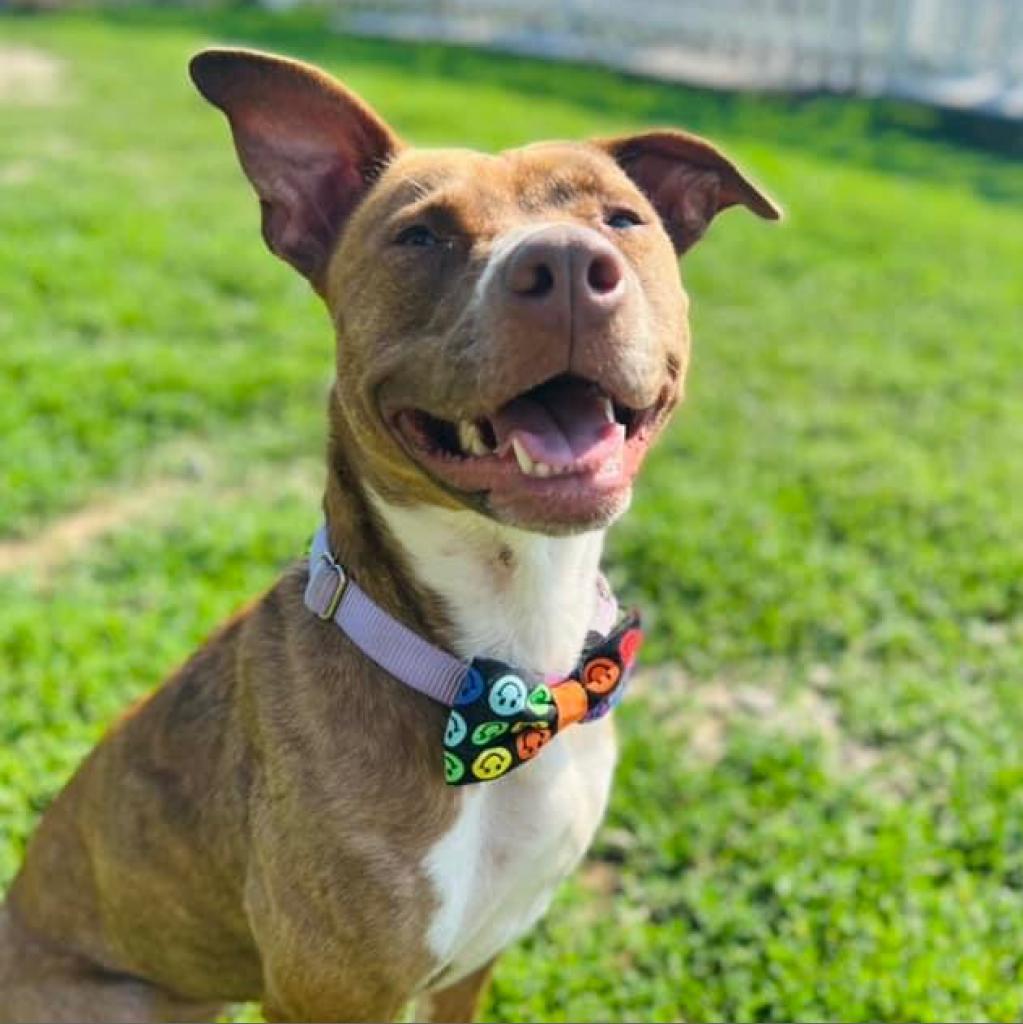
[303,525,643,784]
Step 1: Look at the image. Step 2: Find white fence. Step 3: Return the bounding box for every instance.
[318,0,1023,118]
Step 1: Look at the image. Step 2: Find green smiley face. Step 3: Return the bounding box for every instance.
[471,721,510,746]
[443,751,465,784]
[526,684,555,718]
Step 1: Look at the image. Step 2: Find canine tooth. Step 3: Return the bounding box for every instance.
[512,439,533,474]
[600,396,615,422]
[458,420,489,457]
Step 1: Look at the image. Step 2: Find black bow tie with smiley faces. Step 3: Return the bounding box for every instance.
[441,612,643,785]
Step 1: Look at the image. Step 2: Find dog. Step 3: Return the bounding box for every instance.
[0,47,778,1022]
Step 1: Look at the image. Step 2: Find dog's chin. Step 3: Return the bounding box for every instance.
[483,478,633,536]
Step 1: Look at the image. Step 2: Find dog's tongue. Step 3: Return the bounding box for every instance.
[491,378,624,467]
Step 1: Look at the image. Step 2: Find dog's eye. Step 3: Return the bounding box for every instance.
[395,225,440,247]
[605,210,643,230]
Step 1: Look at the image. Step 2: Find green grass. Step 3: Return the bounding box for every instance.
[2,8,1023,1021]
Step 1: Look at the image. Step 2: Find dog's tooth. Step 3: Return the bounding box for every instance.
[511,439,533,475]
[457,420,476,455]
[458,420,493,458]
[600,396,615,423]
[534,462,552,478]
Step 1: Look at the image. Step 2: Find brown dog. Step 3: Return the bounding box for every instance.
[0,48,778,1022]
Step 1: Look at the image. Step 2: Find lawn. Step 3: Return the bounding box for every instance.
[2,8,1023,1021]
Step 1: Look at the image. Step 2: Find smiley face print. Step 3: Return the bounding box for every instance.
[471,720,510,746]
[444,710,468,748]
[441,611,642,785]
[444,751,466,784]
[471,747,513,780]
[454,667,485,706]
[514,724,553,761]
[582,657,621,695]
[488,674,529,717]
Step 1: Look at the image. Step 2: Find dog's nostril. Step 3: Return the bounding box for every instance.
[514,261,555,299]
[587,254,622,295]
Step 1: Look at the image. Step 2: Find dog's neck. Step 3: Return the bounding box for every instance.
[321,421,606,678]
[371,495,606,678]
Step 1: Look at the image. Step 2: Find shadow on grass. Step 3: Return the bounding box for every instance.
[17,2,1023,202]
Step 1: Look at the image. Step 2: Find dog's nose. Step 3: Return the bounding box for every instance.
[503,224,626,317]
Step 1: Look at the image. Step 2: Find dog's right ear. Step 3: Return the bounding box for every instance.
[189,48,401,290]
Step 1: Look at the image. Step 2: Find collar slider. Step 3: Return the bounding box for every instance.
[307,551,348,621]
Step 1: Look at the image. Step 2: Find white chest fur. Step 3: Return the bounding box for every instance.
[371,498,619,988]
[422,718,615,987]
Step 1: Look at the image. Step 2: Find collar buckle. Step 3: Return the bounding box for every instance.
[308,552,348,621]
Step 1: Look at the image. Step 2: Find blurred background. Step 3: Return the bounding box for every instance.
[1,1,1021,1021]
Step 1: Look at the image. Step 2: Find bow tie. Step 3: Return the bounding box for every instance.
[442,612,642,785]
[303,526,643,786]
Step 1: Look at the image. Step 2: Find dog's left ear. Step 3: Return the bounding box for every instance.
[189,48,401,289]
[598,130,781,254]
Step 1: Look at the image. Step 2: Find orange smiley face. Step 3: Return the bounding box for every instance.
[583,657,621,695]
[515,725,552,761]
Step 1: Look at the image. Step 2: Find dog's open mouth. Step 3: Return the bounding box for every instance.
[392,374,668,522]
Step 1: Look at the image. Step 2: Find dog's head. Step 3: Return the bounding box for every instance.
[190,49,779,535]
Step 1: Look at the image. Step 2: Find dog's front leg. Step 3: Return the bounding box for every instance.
[261,990,408,1024]
[415,960,497,1024]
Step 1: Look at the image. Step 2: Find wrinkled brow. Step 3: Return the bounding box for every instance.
[515,173,608,212]
[385,175,439,206]
[514,162,640,214]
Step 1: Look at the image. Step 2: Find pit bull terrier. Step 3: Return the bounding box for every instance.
[0,47,778,1022]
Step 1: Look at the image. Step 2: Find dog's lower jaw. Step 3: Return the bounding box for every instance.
[484,481,633,538]
[369,491,618,991]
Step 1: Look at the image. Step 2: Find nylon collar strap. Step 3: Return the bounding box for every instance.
[303,524,620,707]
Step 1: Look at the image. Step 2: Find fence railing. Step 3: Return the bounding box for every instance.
[309,0,1023,118]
